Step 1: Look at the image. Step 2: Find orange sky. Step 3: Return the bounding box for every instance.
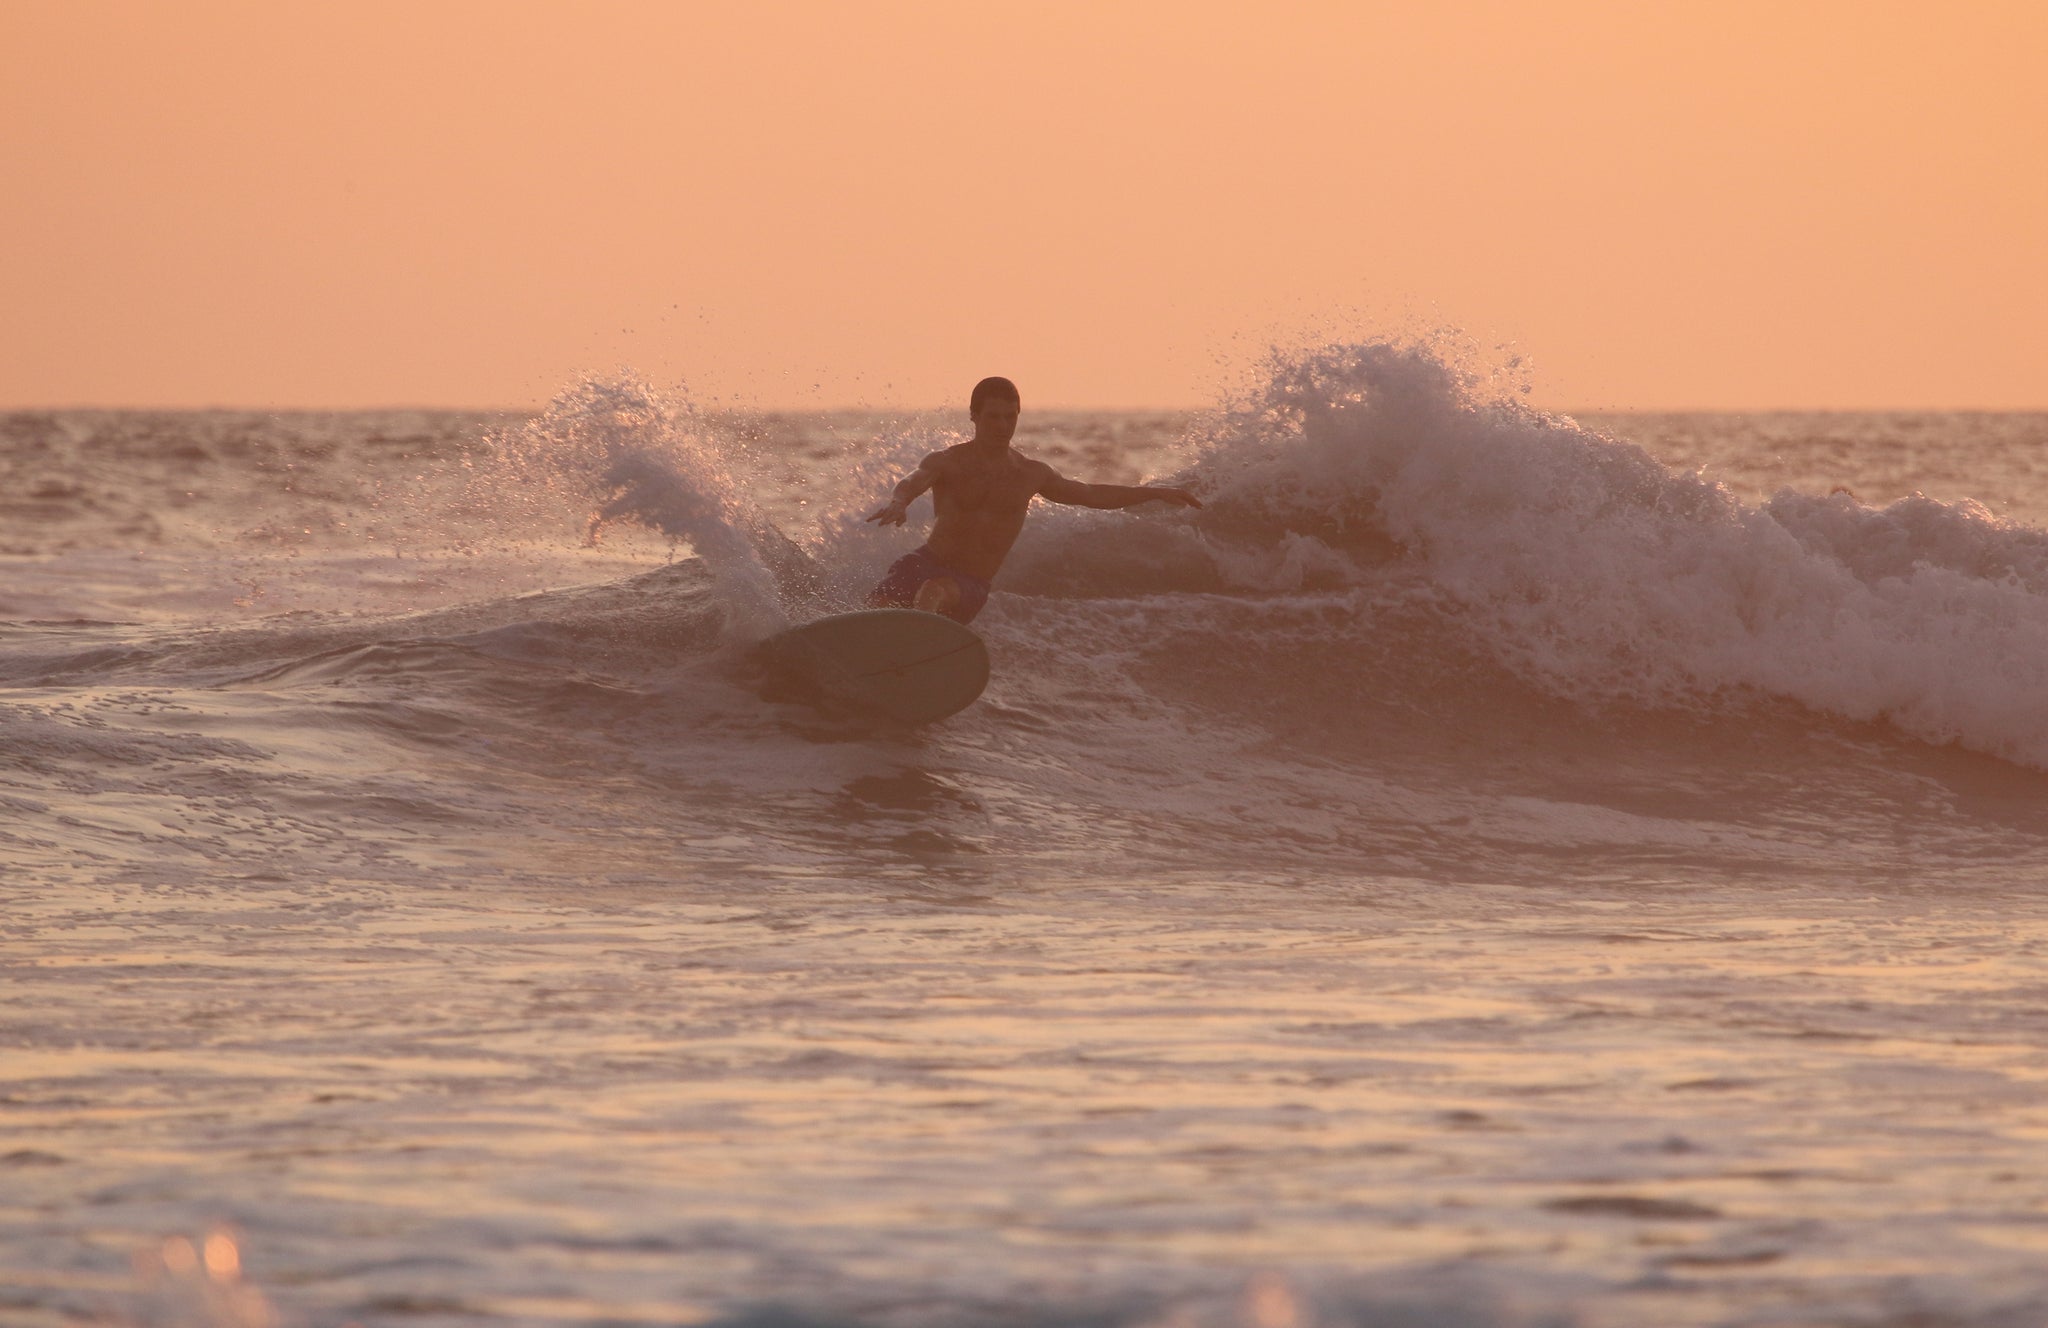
[3,1,2043,410]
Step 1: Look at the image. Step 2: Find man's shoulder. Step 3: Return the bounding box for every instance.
[1023,454,1071,491]
[934,444,1051,474]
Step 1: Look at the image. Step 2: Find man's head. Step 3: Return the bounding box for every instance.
[968,376,1021,446]
[970,376,1020,417]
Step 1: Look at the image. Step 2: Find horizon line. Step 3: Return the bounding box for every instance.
[6,400,2047,416]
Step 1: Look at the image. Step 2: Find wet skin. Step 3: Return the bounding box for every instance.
[865,393,1201,613]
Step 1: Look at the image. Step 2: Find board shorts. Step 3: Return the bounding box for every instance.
[867,545,991,625]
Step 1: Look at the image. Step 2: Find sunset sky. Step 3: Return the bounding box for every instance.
[4,1,2043,411]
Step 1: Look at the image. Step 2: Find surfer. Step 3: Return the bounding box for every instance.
[865,377,1201,623]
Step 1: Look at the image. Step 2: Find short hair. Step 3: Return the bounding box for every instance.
[969,376,1020,415]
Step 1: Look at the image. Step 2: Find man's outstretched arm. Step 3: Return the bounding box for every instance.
[866,453,945,525]
[1039,472,1202,511]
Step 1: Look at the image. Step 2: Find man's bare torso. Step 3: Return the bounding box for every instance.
[921,443,1053,582]
[865,382,1200,613]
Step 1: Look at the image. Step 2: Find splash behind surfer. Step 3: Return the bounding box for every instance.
[865,377,1201,623]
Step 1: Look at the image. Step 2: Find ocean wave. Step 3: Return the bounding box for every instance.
[18,352,2047,790]
[994,340,2048,770]
[475,348,2048,774]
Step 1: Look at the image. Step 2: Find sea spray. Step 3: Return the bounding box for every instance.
[473,379,1017,628]
[1208,341,2048,766]
[476,376,799,634]
[1005,338,2048,769]
[806,416,971,607]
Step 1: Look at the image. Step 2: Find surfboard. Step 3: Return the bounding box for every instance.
[755,608,989,724]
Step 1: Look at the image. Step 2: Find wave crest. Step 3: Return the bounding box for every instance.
[1017,338,2048,768]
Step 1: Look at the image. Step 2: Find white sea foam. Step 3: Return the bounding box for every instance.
[1004,340,2048,769]
[10,394,2048,1328]
[516,348,2048,770]
[485,376,794,635]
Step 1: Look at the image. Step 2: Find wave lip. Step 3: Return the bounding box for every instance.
[1001,341,2048,770]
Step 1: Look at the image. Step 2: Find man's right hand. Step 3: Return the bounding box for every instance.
[866,499,908,526]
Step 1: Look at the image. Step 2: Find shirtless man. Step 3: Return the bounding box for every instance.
[865,377,1202,624]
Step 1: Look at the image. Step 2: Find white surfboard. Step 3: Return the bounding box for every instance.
[755,608,989,724]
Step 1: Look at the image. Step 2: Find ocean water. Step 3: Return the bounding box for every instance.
[5,343,2048,1328]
